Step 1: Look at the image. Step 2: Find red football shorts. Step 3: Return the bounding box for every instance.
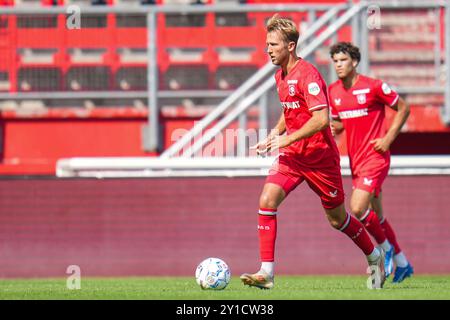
[265,153,345,209]
[352,163,389,197]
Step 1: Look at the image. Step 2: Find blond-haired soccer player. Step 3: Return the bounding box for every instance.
[328,42,413,283]
[239,16,385,289]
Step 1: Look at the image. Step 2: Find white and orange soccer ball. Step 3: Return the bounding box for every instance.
[195,257,231,290]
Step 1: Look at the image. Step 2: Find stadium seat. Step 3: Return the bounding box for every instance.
[215,12,250,27]
[17,15,58,31]
[164,13,207,28]
[163,65,210,90]
[66,66,111,91]
[0,71,10,91]
[214,65,258,90]
[18,67,62,91]
[116,13,147,28]
[115,66,147,90]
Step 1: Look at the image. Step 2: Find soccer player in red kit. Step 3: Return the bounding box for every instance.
[328,42,413,283]
[239,16,385,290]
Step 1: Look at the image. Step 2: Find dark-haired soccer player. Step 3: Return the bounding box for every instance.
[328,42,413,283]
[239,16,385,290]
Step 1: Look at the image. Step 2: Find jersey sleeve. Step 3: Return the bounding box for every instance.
[301,71,329,112]
[328,86,340,120]
[374,80,399,107]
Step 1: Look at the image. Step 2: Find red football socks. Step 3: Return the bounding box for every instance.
[360,209,387,245]
[339,212,375,255]
[380,217,402,254]
[258,208,277,262]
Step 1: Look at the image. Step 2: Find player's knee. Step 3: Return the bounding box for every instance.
[327,217,342,229]
[350,204,366,219]
[259,193,278,210]
[325,208,346,229]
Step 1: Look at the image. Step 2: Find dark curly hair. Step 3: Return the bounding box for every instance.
[329,42,361,63]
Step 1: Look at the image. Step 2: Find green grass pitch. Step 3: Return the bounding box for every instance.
[1,275,449,300]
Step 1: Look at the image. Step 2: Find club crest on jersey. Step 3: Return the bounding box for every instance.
[287,80,298,97]
[357,93,366,104]
[352,89,370,104]
[334,98,341,106]
[288,85,296,96]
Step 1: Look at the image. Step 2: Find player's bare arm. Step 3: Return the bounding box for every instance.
[331,118,344,137]
[370,97,410,153]
[265,108,329,152]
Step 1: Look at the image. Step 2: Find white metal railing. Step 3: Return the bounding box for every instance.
[56,155,450,178]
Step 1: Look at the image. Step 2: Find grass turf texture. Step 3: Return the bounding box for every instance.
[1,275,449,300]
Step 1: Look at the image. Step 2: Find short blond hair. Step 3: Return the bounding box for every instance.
[266,14,299,45]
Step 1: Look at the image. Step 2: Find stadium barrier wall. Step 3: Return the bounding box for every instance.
[0,107,262,175]
[1,101,448,176]
[0,176,449,278]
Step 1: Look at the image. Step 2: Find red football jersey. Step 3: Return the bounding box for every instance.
[328,74,399,175]
[275,59,340,167]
